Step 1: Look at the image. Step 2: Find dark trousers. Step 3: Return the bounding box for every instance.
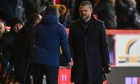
[31,63,59,84]
[74,83,103,84]
[75,83,103,84]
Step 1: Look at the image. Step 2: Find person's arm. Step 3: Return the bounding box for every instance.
[99,21,111,73]
[59,24,73,67]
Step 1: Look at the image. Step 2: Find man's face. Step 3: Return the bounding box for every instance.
[14,23,23,33]
[79,5,92,21]
[0,22,5,34]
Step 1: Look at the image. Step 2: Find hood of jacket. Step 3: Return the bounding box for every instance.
[41,14,58,25]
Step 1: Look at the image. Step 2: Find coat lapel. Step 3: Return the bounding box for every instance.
[86,19,97,37]
[76,20,86,37]
[76,19,97,37]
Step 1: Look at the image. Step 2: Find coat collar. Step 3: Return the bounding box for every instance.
[78,18,97,37]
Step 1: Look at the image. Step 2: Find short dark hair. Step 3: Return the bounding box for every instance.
[11,17,24,27]
[80,1,93,10]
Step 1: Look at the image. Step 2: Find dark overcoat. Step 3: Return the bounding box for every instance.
[11,24,34,82]
[69,18,110,83]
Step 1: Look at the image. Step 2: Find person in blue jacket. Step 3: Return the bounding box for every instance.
[31,5,73,84]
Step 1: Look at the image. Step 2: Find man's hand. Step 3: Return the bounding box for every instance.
[104,65,111,73]
[67,58,73,68]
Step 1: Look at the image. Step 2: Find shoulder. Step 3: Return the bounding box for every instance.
[71,19,81,24]
[58,23,66,29]
[94,19,105,25]
[92,19,106,31]
[57,23,67,34]
[70,19,81,29]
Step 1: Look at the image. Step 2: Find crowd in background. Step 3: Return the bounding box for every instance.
[0,0,140,83]
[0,0,140,30]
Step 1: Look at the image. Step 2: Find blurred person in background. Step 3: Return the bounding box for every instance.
[69,1,111,84]
[22,0,53,24]
[0,19,7,65]
[55,4,68,27]
[0,17,24,65]
[30,13,42,27]
[0,17,24,83]
[11,13,42,83]
[116,0,140,29]
[0,0,25,26]
[0,0,17,26]
[95,0,117,29]
[0,19,7,40]
[136,0,140,13]
[55,0,74,28]
[0,19,9,83]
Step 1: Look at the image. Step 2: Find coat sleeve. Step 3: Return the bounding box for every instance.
[99,21,110,68]
[68,24,75,58]
[59,25,71,63]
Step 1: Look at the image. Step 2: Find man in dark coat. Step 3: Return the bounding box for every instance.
[69,1,111,84]
[11,23,34,83]
[11,13,42,83]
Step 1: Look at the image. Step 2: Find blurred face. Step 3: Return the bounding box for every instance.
[127,0,136,7]
[109,0,116,6]
[79,5,93,22]
[14,23,23,33]
[0,22,5,34]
